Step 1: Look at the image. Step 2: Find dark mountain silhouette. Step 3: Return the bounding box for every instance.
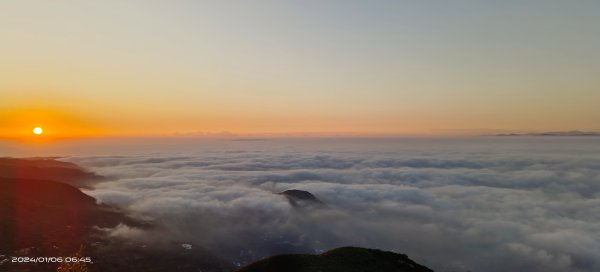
[0,177,142,272]
[279,190,325,209]
[0,157,103,188]
[236,246,434,272]
[0,158,233,272]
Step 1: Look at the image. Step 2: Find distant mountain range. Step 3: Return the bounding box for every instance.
[494,130,600,137]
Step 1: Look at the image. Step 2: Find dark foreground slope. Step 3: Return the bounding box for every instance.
[0,158,233,272]
[0,177,135,253]
[236,247,434,272]
[0,157,103,188]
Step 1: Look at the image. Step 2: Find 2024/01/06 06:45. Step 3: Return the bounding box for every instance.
[12,256,93,264]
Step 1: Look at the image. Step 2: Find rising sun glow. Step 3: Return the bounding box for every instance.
[33,127,43,135]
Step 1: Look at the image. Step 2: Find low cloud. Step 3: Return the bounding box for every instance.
[65,140,600,272]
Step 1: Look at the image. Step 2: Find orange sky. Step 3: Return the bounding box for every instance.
[2,1,600,140]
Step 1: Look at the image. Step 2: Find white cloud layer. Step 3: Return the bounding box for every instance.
[64,138,600,272]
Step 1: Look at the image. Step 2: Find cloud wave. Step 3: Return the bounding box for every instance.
[65,138,600,272]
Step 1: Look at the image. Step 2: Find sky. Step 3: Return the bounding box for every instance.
[1,1,600,139]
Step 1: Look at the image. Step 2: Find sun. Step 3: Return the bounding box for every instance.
[33,127,43,135]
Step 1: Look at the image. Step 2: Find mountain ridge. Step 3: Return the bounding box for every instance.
[235,246,434,272]
[493,130,600,137]
[0,157,103,188]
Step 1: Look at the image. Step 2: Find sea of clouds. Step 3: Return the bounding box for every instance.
[60,137,600,272]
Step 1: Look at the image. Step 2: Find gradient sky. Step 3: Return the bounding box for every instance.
[1,1,600,138]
